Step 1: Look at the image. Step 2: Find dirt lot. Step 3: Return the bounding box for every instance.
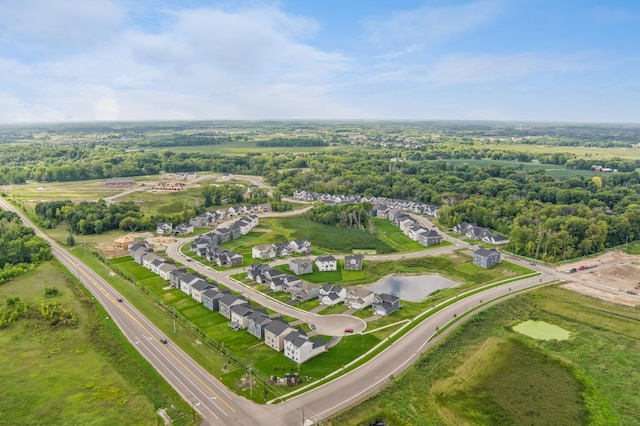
[557,250,640,307]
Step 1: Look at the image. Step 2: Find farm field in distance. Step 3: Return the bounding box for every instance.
[326,285,640,425]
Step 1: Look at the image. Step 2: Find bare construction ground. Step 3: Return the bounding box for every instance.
[557,250,640,307]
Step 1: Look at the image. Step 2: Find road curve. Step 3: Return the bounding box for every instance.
[1,195,569,425]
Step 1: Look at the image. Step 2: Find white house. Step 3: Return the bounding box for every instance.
[283,330,326,364]
[315,255,337,272]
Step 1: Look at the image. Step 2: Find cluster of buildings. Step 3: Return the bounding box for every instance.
[377,208,443,247]
[153,182,187,191]
[127,240,327,364]
[246,263,402,316]
[452,222,509,245]
[189,215,261,267]
[156,203,271,238]
[292,190,442,249]
[251,239,312,260]
[292,190,440,217]
[452,222,505,268]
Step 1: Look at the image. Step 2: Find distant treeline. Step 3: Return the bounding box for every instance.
[256,138,328,147]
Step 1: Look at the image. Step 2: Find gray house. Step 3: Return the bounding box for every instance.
[417,229,442,247]
[289,258,313,275]
[247,311,271,339]
[372,293,402,316]
[218,294,249,319]
[202,287,226,311]
[344,255,363,271]
[473,248,501,268]
[169,267,188,288]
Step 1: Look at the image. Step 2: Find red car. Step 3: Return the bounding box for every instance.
[344,328,354,333]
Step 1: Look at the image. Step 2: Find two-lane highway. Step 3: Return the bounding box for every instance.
[2,195,565,425]
[0,197,269,425]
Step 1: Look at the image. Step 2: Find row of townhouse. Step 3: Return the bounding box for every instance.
[292,190,440,217]
[251,239,311,260]
[188,204,271,228]
[453,222,510,245]
[189,215,263,266]
[129,241,326,364]
[383,209,443,248]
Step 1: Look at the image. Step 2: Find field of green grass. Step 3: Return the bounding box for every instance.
[6,179,123,203]
[439,158,602,179]
[264,216,395,254]
[327,285,640,425]
[0,261,188,425]
[150,142,360,155]
[116,187,204,215]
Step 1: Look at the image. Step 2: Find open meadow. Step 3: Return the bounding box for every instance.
[0,261,186,425]
[327,285,640,425]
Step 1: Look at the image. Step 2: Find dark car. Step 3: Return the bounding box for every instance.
[116,297,123,302]
[160,337,168,344]
[344,328,354,333]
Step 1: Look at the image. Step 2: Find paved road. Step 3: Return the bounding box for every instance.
[5,193,623,425]
[0,198,270,425]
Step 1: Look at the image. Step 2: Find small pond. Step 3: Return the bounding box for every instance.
[367,274,458,302]
[513,320,571,341]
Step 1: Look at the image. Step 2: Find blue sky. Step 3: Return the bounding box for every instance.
[0,0,638,123]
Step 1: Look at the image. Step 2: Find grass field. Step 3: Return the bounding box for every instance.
[0,261,179,425]
[264,216,395,254]
[6,179,124,203]
[149,142,360,155]
[116,186,204,215]
[438,158,601,179]
[326,285,640,425]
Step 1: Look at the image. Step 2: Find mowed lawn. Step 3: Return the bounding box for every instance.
[0,262,159,426]
[327,285,640,426]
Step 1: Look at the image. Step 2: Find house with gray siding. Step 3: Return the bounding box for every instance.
[473,248,501,268]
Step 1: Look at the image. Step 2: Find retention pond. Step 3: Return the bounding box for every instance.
[367,274,458,302]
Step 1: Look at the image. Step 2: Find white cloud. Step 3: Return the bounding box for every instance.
[0,0,124,50]
[364,0,504,54]
[425,52,588,85]
[0,3,354,121]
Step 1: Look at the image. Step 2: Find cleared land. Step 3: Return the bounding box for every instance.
[327,285,640,425]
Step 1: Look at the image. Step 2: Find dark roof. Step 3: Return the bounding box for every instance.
[316,255,336,262]
[264,319,291,335]
[284,330,309,348]
[190,279,212,292]
[474,248,499,257]
[230,304,253,316]
[376,293,400,303]
[312,338,325,349]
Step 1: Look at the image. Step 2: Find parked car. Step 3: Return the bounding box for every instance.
[565,268,578,274]
[344,328,354,333]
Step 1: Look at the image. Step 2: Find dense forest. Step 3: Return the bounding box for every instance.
[0,210,51,283]
[34,200,197,234]
[2,121,640,262]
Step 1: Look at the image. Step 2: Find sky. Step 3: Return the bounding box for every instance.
[0,0,638,123]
